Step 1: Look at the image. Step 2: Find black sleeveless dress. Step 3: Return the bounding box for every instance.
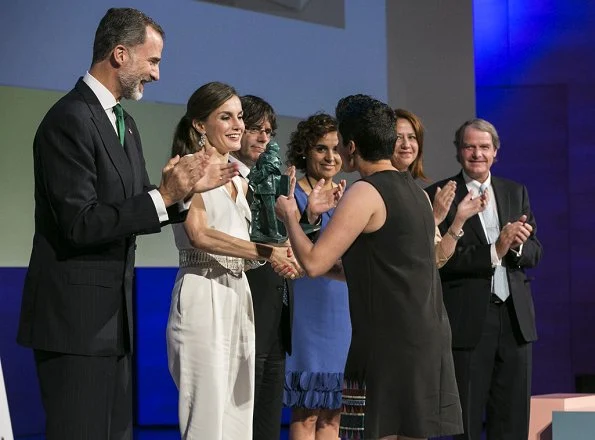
[339,170,463,439]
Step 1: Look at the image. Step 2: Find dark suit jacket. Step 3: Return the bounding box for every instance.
[426,172,542,349]
[246,264,293,356]
[17,79,184,356]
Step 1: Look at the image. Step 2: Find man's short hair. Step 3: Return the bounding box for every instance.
[92,8,164,65]
[453,118,500,150]
[240,95,277,134]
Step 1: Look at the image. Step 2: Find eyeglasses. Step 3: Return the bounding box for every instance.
[245,126,274,138]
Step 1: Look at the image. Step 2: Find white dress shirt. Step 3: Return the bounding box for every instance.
[228,154,251,179]
[464,172,500,266]
[82,72,168,222]
[462,171,523,267]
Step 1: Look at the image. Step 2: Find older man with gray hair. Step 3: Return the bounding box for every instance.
[426,118,543,440]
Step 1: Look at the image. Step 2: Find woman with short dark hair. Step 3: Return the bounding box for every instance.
[276,96,467,440]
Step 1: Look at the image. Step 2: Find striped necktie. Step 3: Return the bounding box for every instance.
[480,184,510,301]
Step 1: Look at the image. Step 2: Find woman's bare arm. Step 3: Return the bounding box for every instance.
[184,193,299,271]
[276,180,384,277]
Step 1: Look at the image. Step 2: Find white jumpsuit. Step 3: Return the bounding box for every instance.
[167,176,255,440]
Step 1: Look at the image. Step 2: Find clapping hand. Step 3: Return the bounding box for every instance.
[192,146,239,193]
[306,178,347,221]
[158,148,239,206]
[158,154,200,207]
[455,189,487,222]
[496,214,532,258]
[433,181,457,225]
[512,215,533,247]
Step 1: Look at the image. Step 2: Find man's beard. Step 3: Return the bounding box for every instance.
[119,70,144,101]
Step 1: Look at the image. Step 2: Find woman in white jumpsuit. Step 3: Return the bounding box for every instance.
[166,82,299,440]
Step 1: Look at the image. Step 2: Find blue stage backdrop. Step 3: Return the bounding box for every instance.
[474,0,595,394]
[135,268,179,425]
[0,268,44,434]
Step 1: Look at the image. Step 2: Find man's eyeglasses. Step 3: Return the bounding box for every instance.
[246,126,275,138]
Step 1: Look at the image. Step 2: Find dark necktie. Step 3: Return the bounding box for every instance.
[113,103,125,146]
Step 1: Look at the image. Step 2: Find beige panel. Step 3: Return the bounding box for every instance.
[386,0,475,184]
[0,86,57,266]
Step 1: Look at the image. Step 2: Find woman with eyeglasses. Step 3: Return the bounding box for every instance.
[283,113,350,440]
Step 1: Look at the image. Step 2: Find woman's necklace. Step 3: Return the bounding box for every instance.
[305,174,315,191]
[304,173,333,191]
[303,173,336,219]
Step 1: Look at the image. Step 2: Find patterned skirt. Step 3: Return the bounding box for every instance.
[339,379,366,440]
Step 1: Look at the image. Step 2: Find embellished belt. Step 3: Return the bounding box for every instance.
[179,249,264,276]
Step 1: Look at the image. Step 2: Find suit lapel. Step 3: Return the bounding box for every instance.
[491,176,510,227]
[453,172,488,244]
[75,80,134,198]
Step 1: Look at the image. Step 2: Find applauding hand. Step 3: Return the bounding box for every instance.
[306,178,346,223]
[158,147,239,206]
[192,146,239,194]
[433,180,457,225]
[496,215,532,258]
[455,189,487,223]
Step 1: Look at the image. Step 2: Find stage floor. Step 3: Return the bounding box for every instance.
[17,427,290,439]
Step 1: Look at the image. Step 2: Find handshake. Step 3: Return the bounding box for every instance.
[263,243,304,280]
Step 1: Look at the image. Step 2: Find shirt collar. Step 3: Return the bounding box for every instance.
[462,170,492,193]
[228,155,251,179]
[83,71,118,111]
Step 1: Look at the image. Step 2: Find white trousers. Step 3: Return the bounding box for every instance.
[167,268,255,440]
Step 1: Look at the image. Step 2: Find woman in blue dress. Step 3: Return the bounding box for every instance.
[284,113,351,440]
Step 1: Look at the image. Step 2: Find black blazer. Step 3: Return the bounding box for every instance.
[246,264,293,356]
[234,159,293,357]
[17,79,184,356]
[426,172,542,349]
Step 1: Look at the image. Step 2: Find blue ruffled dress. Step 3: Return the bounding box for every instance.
[283,183,351,409]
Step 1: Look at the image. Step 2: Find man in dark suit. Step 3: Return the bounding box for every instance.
[229,95,293,440]
[426,118,542,440]
[16,8,236,439]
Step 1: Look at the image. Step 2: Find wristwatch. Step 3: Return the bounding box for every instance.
[447,228,464,240]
